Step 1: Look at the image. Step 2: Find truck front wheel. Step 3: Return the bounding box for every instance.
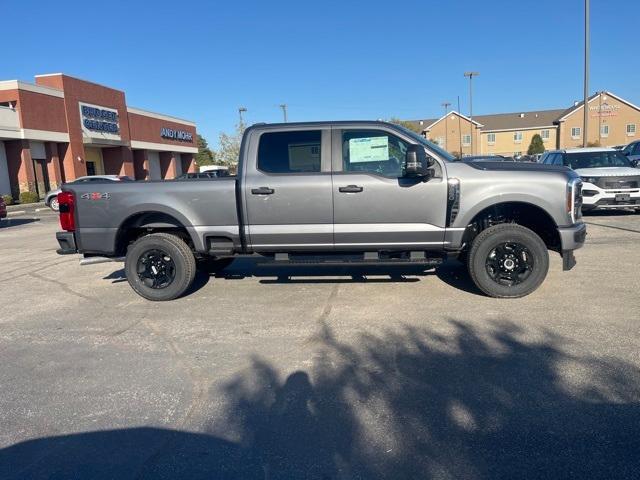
[125,233,196,301]
[468,224,549,298]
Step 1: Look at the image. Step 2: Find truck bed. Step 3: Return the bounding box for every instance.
[65,178,239,255]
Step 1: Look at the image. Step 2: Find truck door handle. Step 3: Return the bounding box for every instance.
[339,185,363,193]
[251,187,275,195]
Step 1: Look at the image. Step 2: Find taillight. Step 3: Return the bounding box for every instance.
[58,191,75,231]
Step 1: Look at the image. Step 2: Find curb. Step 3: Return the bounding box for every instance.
[6,202,46,212]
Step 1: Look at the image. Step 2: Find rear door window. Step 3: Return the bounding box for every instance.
[257,131,322,174]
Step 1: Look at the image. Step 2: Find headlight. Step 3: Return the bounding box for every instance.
[580,176,598,184]
[567,178,583,223]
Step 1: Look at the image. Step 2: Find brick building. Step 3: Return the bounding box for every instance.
[0,73,198,199]
[409,91,640,157]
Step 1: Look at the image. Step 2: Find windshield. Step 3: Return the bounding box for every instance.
[565,151,632,169]
[393,125,456,162]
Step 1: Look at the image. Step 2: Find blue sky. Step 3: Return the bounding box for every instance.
[3,0,638,147]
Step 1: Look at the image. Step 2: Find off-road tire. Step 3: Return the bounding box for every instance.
[468,224,549,298]
[125,232,196,301]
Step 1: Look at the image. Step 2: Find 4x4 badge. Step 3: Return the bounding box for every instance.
[81,192,111,200]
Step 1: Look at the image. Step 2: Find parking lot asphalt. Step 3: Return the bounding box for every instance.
[1,210,639,479]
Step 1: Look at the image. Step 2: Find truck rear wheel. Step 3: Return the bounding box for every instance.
[125,233,196,301]
[468,224,549,298]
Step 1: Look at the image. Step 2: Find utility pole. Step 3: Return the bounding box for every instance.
[279,104,288,122]
[442,101,451,151]
[238,107,247,125]
[457,96,462,158]
[598,91,602,144]
[583,0,590,147]
[464,72,479,154]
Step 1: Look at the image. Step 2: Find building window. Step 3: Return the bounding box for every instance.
[513,151,522,157]
[487,133,496,145]
[627,124,636,136]
[600,125,609,137]
[435,136,445,147]
[571,127,581,139]
[462,134,471,146]
[541,129,550,141]
[513,131,523,143]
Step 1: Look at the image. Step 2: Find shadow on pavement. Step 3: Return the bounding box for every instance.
[103,258,491,296]
[0,218,40,229]
[2,320,639,479]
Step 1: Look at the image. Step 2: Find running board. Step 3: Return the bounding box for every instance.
[79,256,125,266]
[258,252,443,267]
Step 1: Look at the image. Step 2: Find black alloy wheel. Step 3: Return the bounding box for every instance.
[136,249,176,289]
[485,242,534,287]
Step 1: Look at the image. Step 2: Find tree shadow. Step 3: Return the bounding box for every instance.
[2,320,639,479]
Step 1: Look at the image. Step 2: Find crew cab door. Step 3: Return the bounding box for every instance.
[331,127,448,250]
[243,128,333,251]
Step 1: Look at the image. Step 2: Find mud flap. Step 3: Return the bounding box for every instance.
[562,250,576,271]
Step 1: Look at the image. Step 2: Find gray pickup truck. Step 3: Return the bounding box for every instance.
[56,121,586,300]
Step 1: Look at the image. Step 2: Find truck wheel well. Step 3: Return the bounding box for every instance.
[115,212,193,256]
[463,202,560,252]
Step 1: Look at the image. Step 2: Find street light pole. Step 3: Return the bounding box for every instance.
[238,107,247,125]
[583,0,590,147]
[441,102,451,151]
[279,104,288,123]
[464,72,479,154]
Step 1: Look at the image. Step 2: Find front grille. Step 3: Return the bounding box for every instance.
[595,176,640,189]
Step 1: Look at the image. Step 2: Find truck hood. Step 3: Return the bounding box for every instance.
[574,166,640,177]
[464,161,571,173]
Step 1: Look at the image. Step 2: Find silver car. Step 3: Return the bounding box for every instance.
[45,175,132,211]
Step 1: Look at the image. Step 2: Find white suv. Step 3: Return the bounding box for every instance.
[540,147,640,212]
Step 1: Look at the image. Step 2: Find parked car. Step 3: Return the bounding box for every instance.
[621,140,640,162]
[461,155,515,162]
[612,145,626,150]
[176,171,229,180]
[55,120,585,301]
[541,147,640,212]
[0,196,6,221]
[45,175,132,211]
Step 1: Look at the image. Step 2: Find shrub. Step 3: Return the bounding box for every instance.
[19,191,40,204]
[1,194,14,205]
[527,134,545,155]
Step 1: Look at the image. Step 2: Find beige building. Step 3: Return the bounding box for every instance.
[410,91,640,157]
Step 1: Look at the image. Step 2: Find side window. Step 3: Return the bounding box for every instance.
[258,130,321,174]
[633,142,640,155]
[342,130,408,178]
[542,153,555,164]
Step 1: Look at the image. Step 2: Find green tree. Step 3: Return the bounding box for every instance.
[527,134,545,155]
[195,134,215,166]
[216,121,246,165]
[388,118,424,135]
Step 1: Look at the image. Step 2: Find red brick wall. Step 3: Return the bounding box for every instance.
[128,112,197,148]
[103,146,135,177]
[17,91,67,132]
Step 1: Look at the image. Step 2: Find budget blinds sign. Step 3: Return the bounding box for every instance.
[160,127,193,143]
[79,102,121,141]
